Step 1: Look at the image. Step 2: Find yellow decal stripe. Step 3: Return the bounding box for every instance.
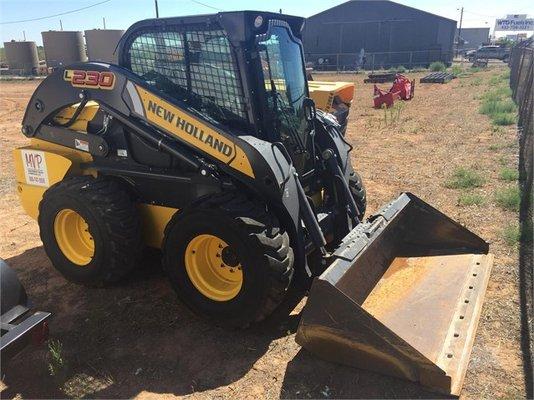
[134,85,254,178]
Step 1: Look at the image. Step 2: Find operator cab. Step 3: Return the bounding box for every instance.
[117,11,313,172]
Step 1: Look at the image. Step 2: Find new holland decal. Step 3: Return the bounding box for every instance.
[134,84,254,178]
[146,101,233,157]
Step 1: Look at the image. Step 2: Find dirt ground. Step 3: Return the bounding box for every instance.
[0,66,526,399]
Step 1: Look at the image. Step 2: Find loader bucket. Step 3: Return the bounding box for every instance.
[296,193,493,396]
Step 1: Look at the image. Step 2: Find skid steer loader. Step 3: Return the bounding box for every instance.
[14,11,492,395]
[306,68,355,134]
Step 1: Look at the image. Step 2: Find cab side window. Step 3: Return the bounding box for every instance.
[129,31,187,94]
[127,28,248,129]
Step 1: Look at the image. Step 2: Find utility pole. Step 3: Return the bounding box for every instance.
[59,19,63,31]
[23,30,26,40]
[456,6,464,58]
[103,17,106,29]
[155,0,159,18]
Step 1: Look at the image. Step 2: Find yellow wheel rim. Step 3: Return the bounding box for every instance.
[185,234,243,302]
[53,209,94,266]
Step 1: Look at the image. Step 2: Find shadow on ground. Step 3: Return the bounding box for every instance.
[1,246,302,398]
[280,350,448,399]
[2,247,449,399]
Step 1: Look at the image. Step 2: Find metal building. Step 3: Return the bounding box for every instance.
[41,31,87,69]
[303,0,457,70]
[456,28,490,52]
[3,40,39,75]
[85,29,124,63]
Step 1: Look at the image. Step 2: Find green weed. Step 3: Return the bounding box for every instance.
[495,186,520,211]
[489,75,502,85]
[502,223,521,246]
[48,339,65,376]
[479,87,517,126]
[488,71,509,85]
[381,101,404,126]
[499,167,519,181]
[446,168,485,189]
[458,192,485,206]
[481,86,513,101]
[479,98,517,115]
[451,65,464,76]
[429,61,446,72]
[492,112,517,126]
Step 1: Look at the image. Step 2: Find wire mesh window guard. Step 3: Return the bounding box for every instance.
[128,27,248,128]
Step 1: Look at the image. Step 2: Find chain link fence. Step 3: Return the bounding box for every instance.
[509,36,533,400]
[305,50,453,71]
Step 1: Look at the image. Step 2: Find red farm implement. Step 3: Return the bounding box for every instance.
[373,74,415,108]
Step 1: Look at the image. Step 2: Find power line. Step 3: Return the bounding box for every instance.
[190,0,222,11]
[0,0,114,25]
[463,10,499,19]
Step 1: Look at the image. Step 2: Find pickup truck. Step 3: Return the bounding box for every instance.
[467,45,510,62]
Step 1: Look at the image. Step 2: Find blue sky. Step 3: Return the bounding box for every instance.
[1,0,533,45]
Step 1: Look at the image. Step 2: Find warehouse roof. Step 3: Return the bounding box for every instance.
[308,0,456,23]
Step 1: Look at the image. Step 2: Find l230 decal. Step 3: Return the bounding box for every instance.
[64,70,115,90]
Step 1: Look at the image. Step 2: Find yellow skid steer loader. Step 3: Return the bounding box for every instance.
[13,11,491,395]
[306,69,355,134]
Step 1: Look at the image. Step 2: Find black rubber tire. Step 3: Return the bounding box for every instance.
[349,170,367,218]
[38,176,142,286]
[163,192,294,328]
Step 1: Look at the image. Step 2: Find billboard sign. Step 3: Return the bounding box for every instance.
[495,15,534,31]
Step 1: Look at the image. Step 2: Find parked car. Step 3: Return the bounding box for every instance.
[0,258,50,367]
[467,45,510,62]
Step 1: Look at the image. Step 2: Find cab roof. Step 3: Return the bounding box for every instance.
[119,11,305,45]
